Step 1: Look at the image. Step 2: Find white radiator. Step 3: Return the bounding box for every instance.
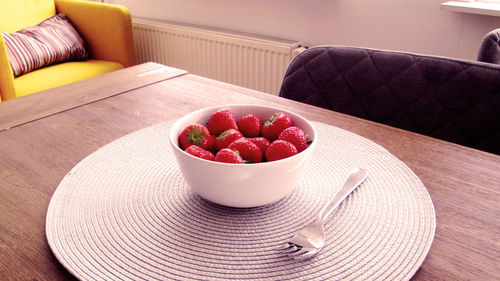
[132,18,304,95]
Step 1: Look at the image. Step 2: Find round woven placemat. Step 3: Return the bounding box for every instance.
[46,121,435,281]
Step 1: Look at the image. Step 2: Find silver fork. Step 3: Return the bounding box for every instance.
[279,167,368,260]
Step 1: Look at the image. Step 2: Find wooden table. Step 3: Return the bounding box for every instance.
[0,63,499,280]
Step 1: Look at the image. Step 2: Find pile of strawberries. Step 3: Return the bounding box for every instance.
[178,108,310,163]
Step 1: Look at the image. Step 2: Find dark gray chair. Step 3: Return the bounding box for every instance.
[478,28,500,64]
[279,46,500,154]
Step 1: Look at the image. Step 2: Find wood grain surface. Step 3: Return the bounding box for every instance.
[0,62,187,131]
[0,64,499,280]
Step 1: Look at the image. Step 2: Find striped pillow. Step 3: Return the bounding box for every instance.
[1,14,88,77]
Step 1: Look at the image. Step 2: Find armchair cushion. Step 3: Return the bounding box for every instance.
[14,59,123,97]
[2,14,88,77]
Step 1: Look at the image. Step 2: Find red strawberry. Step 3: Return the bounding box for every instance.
[228,138,262,163]
[248,137,271,156]
[206,134,217,153]
[261,112,293,141]
[216,129,243,150]
[278,126,308,152]
[237,114,262,137]
[266,140,298,161]
[214,148,244,164]
[185,145,215,161]
[207,109,238,136]
[178,124,211,150]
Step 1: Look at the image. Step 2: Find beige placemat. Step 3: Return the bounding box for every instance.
[46,121,435,280]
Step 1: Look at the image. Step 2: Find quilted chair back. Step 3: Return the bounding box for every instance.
[279,46,500,155]
[477,28,500,64]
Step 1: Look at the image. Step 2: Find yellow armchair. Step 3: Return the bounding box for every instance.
[0,0,135,101]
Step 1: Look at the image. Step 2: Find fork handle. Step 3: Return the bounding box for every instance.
[319,168,368,221]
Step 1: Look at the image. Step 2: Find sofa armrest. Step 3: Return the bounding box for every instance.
[55,0,135,67]
[0,35,15,101]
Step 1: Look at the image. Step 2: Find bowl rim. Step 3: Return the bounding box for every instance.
[169,104,318,166]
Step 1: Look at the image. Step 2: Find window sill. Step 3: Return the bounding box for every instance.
[441,1,500,17]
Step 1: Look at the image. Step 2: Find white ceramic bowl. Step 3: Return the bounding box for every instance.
[169,104,317,208]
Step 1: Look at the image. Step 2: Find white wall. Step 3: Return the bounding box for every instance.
[107,0,500,60]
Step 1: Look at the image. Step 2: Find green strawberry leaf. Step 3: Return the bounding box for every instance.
[217,129,233,140]
[264,113,278,126]
[187,126,207,145]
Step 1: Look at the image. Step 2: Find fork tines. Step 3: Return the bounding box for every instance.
[278,243,319,260]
